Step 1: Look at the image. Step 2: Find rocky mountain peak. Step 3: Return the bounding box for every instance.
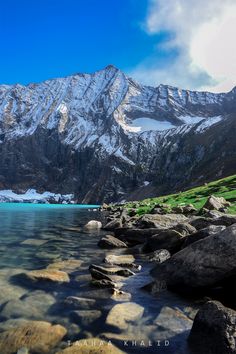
[0,66,235,203]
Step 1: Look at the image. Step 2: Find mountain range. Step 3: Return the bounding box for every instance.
[0,65,235,203]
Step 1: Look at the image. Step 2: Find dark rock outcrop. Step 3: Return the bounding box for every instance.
[188,301,236,354]
[151,224,236,290]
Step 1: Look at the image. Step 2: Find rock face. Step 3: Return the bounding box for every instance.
[0,66,236,203]
[0,320,67,354]
[152,224,236,290]
[188,301,236,354]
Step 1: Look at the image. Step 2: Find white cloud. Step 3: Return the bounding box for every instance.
[130,0,236,92]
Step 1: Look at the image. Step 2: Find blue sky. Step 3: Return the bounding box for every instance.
[0,0,235,91]
[0,0,166,84]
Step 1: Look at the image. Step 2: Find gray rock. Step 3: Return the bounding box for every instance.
[98,235,127,249]
[106,302,144,330]
[171,223,196,236]
[144,229,185,253]
[148,249,171,263]
[114,228,167,245]
[71,310,102,326]
[84,220,102,229]
[190,214,236,230]
[135,214,188,229]
[0,320,67,354]
[188,301,236,354]
[104,254,135,266]
[151,224,236,290]
[91,279,117,288]
[203,195,231,211]
[103,218,122,230]
[89,264,135,277]
[182,225,226,248]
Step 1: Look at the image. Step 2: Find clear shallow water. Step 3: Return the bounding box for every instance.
[0,203,197,354]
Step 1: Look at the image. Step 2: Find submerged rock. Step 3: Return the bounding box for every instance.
[71,310,102,326]
[47,259,83,273]
[0,320,67,354]
[21,239,48,246]
[98,235,127,249]
[64,296,96,310]
[56,338,124,353]
[22,269,70,284]
[106,302,144,330]
[154,306,193,334]
[1,291,55,320]
[188,301,236,354]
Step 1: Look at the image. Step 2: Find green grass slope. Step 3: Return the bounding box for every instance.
[125,174,236,215]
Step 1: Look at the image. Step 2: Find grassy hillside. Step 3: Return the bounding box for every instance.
[124,174,236,215]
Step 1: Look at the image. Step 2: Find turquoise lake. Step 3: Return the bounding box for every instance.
[0,203,197,353]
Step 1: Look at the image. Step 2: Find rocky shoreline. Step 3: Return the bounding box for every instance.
[89,195,236,354]
[0,196,235,353]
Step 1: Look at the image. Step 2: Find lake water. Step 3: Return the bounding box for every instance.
[0,203,198,354]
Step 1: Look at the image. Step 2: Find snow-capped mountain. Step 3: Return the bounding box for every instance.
[0,65,235,203]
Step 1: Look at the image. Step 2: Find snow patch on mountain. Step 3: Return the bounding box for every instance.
[179,115,205,125]
[196,116,223,133]
[130,117,176,132]
[0,189,74,203]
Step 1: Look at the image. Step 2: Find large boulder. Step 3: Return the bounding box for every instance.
[188,301,236,354]
[182,225,226,248]
[143,229,186,254]
[190,214,236,230]
[0,320,66,354]
[203,195,231,211]
[135,214,188,229]
[115,228,163,245]
[151,224,236,290]
[103,218,122,230]
[98,235,127,249]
